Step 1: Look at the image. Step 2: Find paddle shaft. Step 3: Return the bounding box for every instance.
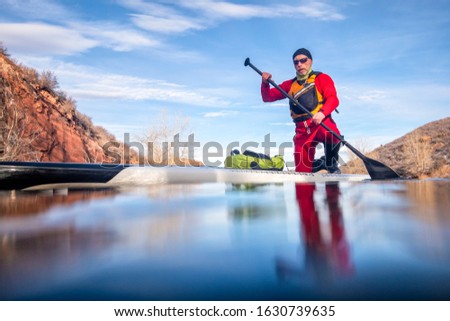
[244,58,366,160]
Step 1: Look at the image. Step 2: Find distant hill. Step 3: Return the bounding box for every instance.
[341,117,450,178]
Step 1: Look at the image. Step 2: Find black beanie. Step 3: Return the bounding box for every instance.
[292,48,312,60]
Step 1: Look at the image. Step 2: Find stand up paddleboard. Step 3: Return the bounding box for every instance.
[0,162,370,191]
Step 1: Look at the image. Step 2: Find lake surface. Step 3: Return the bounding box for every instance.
[1,179,449,300]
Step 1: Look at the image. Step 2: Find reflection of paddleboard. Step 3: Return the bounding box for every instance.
[0,162,370,190]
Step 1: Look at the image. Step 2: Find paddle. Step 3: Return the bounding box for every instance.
[244,57,400,180]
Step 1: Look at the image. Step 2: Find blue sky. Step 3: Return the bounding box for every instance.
[1,0,449,165]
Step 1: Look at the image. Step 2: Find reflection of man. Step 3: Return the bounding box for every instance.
[276,183,353,283]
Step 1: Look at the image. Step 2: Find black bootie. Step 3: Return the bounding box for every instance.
[324,142,341,174]
[312,156,326,173]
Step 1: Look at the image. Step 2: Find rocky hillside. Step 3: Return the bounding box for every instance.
[0,49,135,163]
[342,117,450,178]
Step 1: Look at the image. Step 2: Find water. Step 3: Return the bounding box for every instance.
[1,179,449,300]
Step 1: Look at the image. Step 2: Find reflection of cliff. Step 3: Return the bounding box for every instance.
[0,189,117,217]
[0,187,195,299]
[405,180,450,221]
[401,180,450,264]
[0,189,118,283]
[0,224,116,299]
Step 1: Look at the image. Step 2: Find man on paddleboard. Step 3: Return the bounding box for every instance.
[260,48,341,174]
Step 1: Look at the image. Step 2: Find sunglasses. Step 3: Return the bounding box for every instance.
[293,58,309,65]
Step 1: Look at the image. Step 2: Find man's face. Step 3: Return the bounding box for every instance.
[293,54,312,76]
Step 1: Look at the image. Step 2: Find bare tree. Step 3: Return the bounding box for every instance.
[138,109,191,166]
[403,132,433,177]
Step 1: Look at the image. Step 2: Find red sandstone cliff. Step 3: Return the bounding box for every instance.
[0,50,132,163]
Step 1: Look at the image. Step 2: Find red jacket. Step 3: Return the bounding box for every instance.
[261,73,339,117]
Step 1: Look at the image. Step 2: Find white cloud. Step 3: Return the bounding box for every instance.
[68,74,225,106]
[357,91,387,102]
[292,1,345,21]
[49,61,229,106]
[269,122,295,126]
[180,0,345,21]
[130,14,205,34]
[1,0,345,55]
[0,20,161,55]
[0,0,73,20]
[15,56,234,107]
[0,23,98,55]
[339,86,388,103]
[181,1,273,19]
[67,21,161,51]
[119,0,205,33]
[119,0,345,34]
[203,110,239,118]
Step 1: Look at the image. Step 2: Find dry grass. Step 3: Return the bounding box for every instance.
[431,164,450,178]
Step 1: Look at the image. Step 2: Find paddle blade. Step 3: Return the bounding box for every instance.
[362,156,400,180]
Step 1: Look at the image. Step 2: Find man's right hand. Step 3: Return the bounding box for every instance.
[262,72,272,84]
